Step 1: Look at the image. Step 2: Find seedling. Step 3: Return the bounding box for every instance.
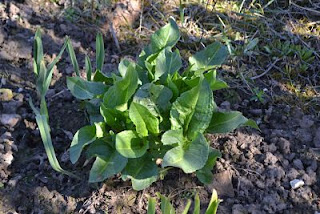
[147,189,220,214]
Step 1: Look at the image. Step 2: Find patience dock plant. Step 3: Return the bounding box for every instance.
[32,18,258,190]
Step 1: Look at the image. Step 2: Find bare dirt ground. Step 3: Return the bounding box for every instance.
[0,0,319,213]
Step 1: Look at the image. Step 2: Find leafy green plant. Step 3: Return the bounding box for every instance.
[147,189,220,214]
[64,18,258,190]
[30,29,77,178]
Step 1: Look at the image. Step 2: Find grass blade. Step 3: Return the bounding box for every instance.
[33,29,43,75]
[29,99,78,178]
[181,199,192,214]
[85,55,92,81]
[47,39,68,75]
[67,38,80,76]
[193,193,200,214]
[147,196,156,214]
[96,33,105,72]
[205,189,220,214]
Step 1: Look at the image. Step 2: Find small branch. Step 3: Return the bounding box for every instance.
[250,58,280,80]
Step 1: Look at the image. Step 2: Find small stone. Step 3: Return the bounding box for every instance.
[0,114,21,128]
[287,168,300,180]
[2,151,14,165]
[2,100,23,113]
[264,152,278,165]
[293,159,304,170]
[9,3,20,16]
[290,179,304,189]
[249,109,263,115]
[0,88,13,101]
[278,137,290,154]
[220,101,230,110]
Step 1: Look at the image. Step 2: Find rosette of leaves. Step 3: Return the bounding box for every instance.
[67,18,258,190]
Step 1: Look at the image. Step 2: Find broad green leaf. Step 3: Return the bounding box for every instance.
[170,78,214,139]
[189,42,228,72]
[67,76,108,100]
[205,189,220,214]
[170,80,201,132]
[162,133,209,173]
[85,98,104,124]
[155,48,182,82]
[129,102,159,137]
[103,64,138,111]
[157,193,175,214]
[133,83,173,114]
[96,33,105,72]
[147,197,156,214]
[86,138,110,159]
[193,193,200,214]
[115,130,148,158]
[100,103,127,131]
[119,58,134,77]
[207,111,258,133]
[244,119,260,131]
[151,18,180,52]
[88,141,127,182]
[122,155,158,190]
[186,79,214,139]
[85,55,92,81]
[166,75,179,99]
[67,39,80,76]
[161,129,184,145]
[204,70,229,91]
[94,122,105,138]
[93,70,114,84]
[196,148,221,184]
[70,125,96,164]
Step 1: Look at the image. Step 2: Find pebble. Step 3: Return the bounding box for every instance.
[290,179,304,189]
[278,137,290,154]
[2,100,23,114]
[293,159,304,170]
[0,88,13,101]
[0,114,21,128]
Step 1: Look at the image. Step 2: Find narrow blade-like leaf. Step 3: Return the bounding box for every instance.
[147,197,156,214]
[205,189,220,214]
[96,33,105,72]
[85,55,92,81]
[67,39,80,76]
